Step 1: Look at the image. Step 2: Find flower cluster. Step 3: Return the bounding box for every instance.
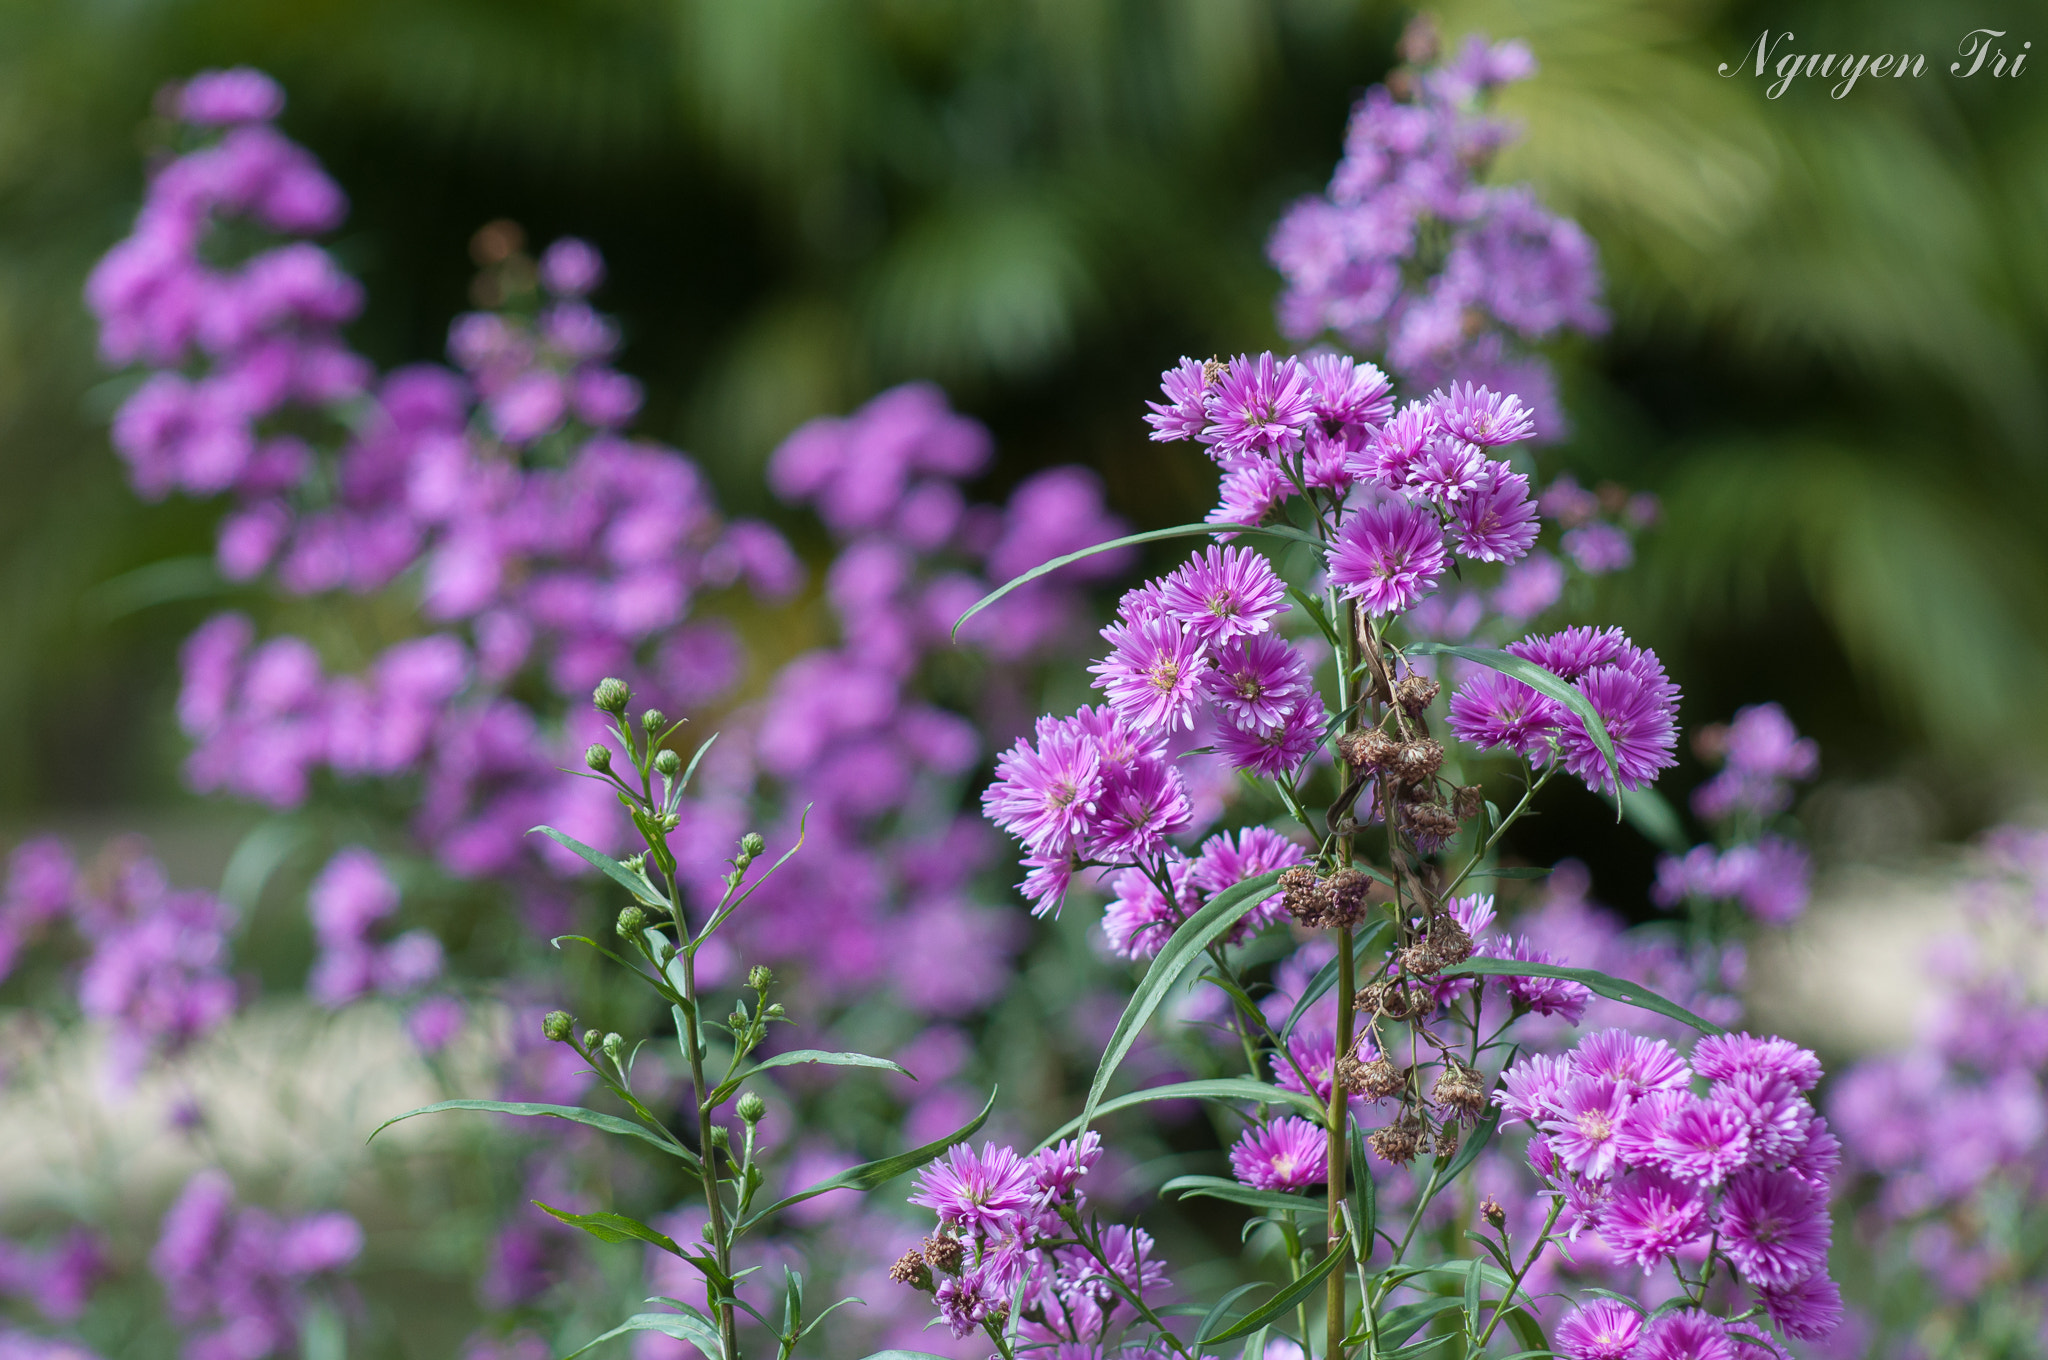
[152,1169,362,1360]
[1266,28,1605,417]
[305,847,442,1007]
[1653,705,1820,926]
[1447,625,1681,794]
[1828,825,2048,1342]
[1500,1030,1844,1347]
[899,1134,1178,1351]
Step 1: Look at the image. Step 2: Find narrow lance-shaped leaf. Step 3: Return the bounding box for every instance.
[1162,1175,1328,1216]
[368,1099,698,1168]
[744,1049,913,1078]
[951,523,1324,639]
[528,825,671,910]
[739,1088,996,1230]
[1201,1244,1347,1345]
[1437,958,1725,1036]
[560,1312,722,1360]
[1621,786,1689,855]
[1403,642,1628,821]
[534,1202,684,1256]
[1078,869,1289,1136]
[1038,1077,1324,1149]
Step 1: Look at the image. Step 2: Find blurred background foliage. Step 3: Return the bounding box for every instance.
[1,0,2044,846]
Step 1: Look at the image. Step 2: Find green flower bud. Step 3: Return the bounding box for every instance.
[582,1029,603,1051]
[615,906,647,938]
[640,708,667,735]
[660,812,681,832]
[542,1011,574,1043]
[740,832,766,858]
[593,677,631,713]
[736,1091,768,1124]
[653,748,682,777]
[601,1032,624,1060]
[584,743,612,771]
[747,965,774,992]
[763,1003,786,1020]
[708,1125,730,1149]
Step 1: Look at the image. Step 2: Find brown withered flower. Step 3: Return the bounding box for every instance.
[889,1248,933,1292]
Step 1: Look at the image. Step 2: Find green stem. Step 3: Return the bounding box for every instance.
[1474,1195,1565,1348]
[673,882,739,1358]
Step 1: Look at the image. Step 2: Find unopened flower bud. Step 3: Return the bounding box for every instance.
[601,1032,624,1060]
[763,1003,785,1020]
[582,1029,603,1051]
[584,743,612,771]
[640,708,667,735]
[542,1011,574,1043]
[660,812,680,832]
[1480,1196,1507,1230]
[737,1091,767,1123]
[593,677,630,713]
[708,1125,730,1149]
[615,906,647,939]
[654,748,682,777]
[740,832,766,858]
[747,965,774,991]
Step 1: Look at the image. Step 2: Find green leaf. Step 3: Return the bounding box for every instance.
[1462,865,1553,880]
[1502,1305,1551,1356]
[1040,1072,1324,1150]
[534,1202,683,1256]
[740,1088,995,1230]
[1201,1245,1346,1345]
[852,1353,957,1359]
[1287,585,1342,651]
[1434,959,1726,1036]
[1385,1336,1460,1360]
[560,1311,722,1360]
[529,826,672,910]
[745,1049,914,1079]
[951,524,1322,639]
[1349,1124,1376,1258]
[368,1100,698,1167]
[676,731,718,794]
[1377,1295,1467,1348]
[1621,786,1689,855]
[1079,868,1289,1135]
[1196,1283,1274,1351]
[1162,1175,1327,1215]
[1282,919,1392,1040]
[1403,643,1628,820]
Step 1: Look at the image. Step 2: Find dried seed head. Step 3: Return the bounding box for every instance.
[1391,739,1444,787]
[1433,1122,1461,1158]
[1402,918,1475,976]
[1280,865,1332,928]
[1357,978,1429,1022]
[1453,785,1484,822]
[1431,1063,1488,1120]
[1351,1055,1407,1099]
[1401,801,1461,854]
[1368,1116,1425,1166]
[1326,868,1374,928]
[1481,1196,1507,1230]
[1393,674,1440,717]
[922,1234,965,1275]
[889,1248,934,1292]
[1336,728,1399,772]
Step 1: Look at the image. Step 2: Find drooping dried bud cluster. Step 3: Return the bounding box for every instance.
[1357,976,1431,1021]
[1341,1053,1407,1100]
[1392,674,1440,716]
[1400,916,1474,975]
[1431,1062,1487,1120]
[1335,728,1399,771]
[1368,1115,1425,1165]
[890,1247,934,1292]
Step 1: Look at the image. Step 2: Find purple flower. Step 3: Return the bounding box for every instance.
[1272,1029,1338,1102]
[1538,1075,1630,1179]
[1690,1034,1824,1094]
[1214,695,1326,779]
[1451,464,1539,563]
[1600,1171,1709,1267]
[1089,615,1209,732]
[1634,1311,1734,1360]
[1558,659,1680,794]
[983,716,1105,858]
[1201,353,1315,465]
[1651,1098,1753,1186]
[537,238,605,297]
[1229,1117,1327,1190]
[1490,936,1591,1022]
[1573,1029,1689,1097]
[1203,633,1313,728]
[1028,1132,1103,1202]
[1758,1272,1844,1341]
[1715,1168,1831,1289]
[1328,497,1446,616]
[1089,758,1193,863]
[1144,357,1210,443]
[1189,826,1308,929]
[1493,550,1564,621]
[1563,522,1634,574]
[1210,463,1291,531]
[1446,670,1559,760]
[1156,546,1287,644]
[909,1143,1039,1237]
[1405,437,1487,505]
[1102,863,1191,959]
[1494,1052,1572,1124]
[178,69,286,125]
[1432,383,1537,446]
[1554,1298,1643,1360]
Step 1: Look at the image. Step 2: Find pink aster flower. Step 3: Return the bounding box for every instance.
[1446,670,1560,760]
[1452,464,1539,563]
[1190,825,1308,930]
[1690,1033,1824,1094]
[1495,1052,1573,1125]
[1272,1028,1339,1103]
[1028,1131,1104,1202]
[1554,1298,1644,1360]
[1491,936,1591,1022]
[1018,853,1074,919]
[1353,402,1436,488]
[910,1142,1039,1237]
[1090,615,1210,732]
[1089,758,1193,863]
[1558,661,1680,794]
[1432,382,1537,446]
[1102,862,1192,960]
[1229,1117,1327,1191]
[1302,352,1393,426]
[1157,545,1288,644]
[1210,463,1291,531]
[1201,352,1315,465]
[1144,357,1209,443]
[1759,1272,1844,1341]
[1651,1097,1753,1186]
[1203,633,1313,728]
[1214,695,1326,779]
[1573,1029,1690,1097]
[1328,497,1446,616]
[1505,626,1630,682]
[1600,1170,1709,1268]
[1715,1168,1832,1290]
[1405,437,1487,505]
[1538,1075,1631,1179]
[983,714,1104,857]
[1635,1310,1735,1360]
